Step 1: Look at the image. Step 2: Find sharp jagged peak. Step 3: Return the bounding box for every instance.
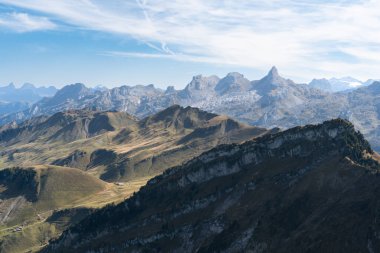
[262,66,287,82]
[257,66,287,83]
[268,66,279,78]
[252,66,294,94]
[6,82,15,89]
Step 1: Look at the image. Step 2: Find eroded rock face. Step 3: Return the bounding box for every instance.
[43,119,380,253]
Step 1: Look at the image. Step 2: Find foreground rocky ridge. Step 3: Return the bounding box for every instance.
[43,119,380,253]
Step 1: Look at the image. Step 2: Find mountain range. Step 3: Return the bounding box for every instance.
[309,76,377,92]
[0,83,57,103]
[2,67,380,151]
[0,83,57,116]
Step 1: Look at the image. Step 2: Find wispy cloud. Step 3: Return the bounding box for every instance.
[0,12,56,32]
[0,0,380,80]
[103,51,222,64]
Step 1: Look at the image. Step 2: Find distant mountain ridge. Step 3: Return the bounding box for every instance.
[0,66,319,123]
[0,82,57,103]
[2,68,380,151]
[309,76,378,92]
[0,83,58,117]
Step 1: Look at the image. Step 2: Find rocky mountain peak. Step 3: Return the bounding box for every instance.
[56,83,87,94]
[179,75,219,100]
[5,83,15,89]
[188,75,219,88]
[215,72,250,95]
[21,83,36,90]
[165,86,176,94]
[268,66,279,78]
[357,80,380,95]
[51,83,90,103]
[263,66,284,82]
[309,78,332,91]
[252,66,293,95]
[226,72,245,78]
[191,74,203,81]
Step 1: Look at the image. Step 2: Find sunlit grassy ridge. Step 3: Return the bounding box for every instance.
[0,165,148,253]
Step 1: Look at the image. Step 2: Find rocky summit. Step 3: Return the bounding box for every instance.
[42,119,380,253]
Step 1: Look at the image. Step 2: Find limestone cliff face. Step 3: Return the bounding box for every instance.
[43,119,380,253]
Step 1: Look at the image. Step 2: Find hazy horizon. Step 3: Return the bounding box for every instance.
[1,66,378,90]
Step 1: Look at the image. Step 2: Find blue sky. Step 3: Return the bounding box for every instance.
[0,0,379,89]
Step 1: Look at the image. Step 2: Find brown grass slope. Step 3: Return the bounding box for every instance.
[0,109,138,145]
[0,165,105,253]
[42,119,380,253]
[0,165,144,253]
[0,105,269,182]
[0,165,106,225]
